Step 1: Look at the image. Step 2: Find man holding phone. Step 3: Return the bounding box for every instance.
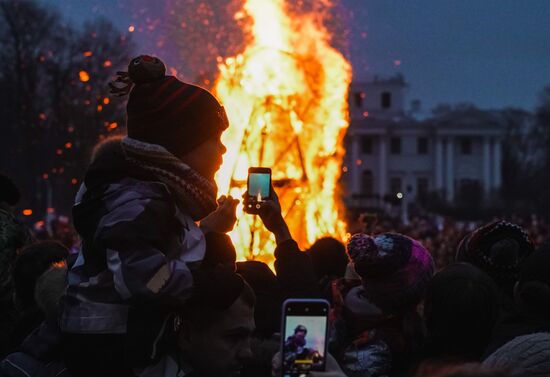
[243,169,346,376]
[243,178,318,299]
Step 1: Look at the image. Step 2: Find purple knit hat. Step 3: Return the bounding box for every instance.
[346,233,435,311]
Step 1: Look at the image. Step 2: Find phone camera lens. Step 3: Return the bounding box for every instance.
[255,204,261,209]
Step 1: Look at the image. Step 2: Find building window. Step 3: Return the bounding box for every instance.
[361,136,373,154]
[460,137,472,155]
[390,137,401,154]
[354,92,364,108]
[417,177,428,198]
[390,177,402,195]
[417,137,428,154]
[381,91,392,109]
[362,170,374,195]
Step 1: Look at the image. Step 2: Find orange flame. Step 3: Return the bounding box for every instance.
[214,0,351,266]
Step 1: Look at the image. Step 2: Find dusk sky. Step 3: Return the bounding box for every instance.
[44,0,550,112]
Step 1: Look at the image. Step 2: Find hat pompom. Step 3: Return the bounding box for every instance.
[347,234,378,266]
[128,55,166,84]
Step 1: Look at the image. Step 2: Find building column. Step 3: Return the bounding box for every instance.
[435,136,443,192]
[492,138,502,189]
[351,135,361,195]
[379,135,387,198]
[445,138,454,202]
[482,136,491,195]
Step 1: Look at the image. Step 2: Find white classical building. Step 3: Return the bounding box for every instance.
[344,75,505,209]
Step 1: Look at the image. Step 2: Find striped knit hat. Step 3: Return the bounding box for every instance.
[456,220,534,295]
[114,55,229,156]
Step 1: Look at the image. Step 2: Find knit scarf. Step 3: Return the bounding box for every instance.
[121,137,217,220]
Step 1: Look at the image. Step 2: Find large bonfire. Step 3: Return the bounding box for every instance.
[214,0,352,266]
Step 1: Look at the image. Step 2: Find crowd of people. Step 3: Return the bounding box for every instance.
[1,55,549,377]
[349,214,549,270]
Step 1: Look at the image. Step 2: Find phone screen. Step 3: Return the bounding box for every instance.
[282,300,329,377]
[248,172,271,201]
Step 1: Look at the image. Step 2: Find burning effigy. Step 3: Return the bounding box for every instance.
[214,0,352,265]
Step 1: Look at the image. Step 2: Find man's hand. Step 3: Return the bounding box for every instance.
[200,195,239,234]
[271,352,346,377]
[310,353,347,377]
[243,187,291,244]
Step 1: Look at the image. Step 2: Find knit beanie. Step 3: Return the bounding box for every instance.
[456,221,534,295]
[346,233,434,312]
[115,55,229,157]
[483,332,550,377]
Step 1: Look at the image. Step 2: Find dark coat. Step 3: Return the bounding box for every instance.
[0,322,70,377]
[60,142,205,336]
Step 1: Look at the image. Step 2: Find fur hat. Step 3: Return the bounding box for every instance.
[346,233,434,311]
[111,55,229,156]
[13,241,68,310]
[35,265,67,321]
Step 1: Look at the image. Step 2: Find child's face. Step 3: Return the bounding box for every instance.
[181,131,226,181]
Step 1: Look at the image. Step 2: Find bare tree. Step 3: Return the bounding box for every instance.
[0,0,133,216]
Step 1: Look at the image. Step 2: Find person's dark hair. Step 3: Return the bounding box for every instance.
[181,268,255,328]
[13,241,68,310]
[0,173,21,206]
[203,232,237,270]
[515,249,550,322]
[424,263,500,361]
[236,261,281,337]
[307,237,348,281]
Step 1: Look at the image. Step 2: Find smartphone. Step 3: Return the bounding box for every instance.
[281,299,330,377]
[246,167,272,214]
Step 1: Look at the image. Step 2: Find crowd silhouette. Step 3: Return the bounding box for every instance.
[1,55,549,377]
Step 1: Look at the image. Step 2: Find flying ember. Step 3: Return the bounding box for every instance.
[214,0,352,266]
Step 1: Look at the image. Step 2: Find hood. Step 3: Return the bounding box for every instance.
[72,137,159,240]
